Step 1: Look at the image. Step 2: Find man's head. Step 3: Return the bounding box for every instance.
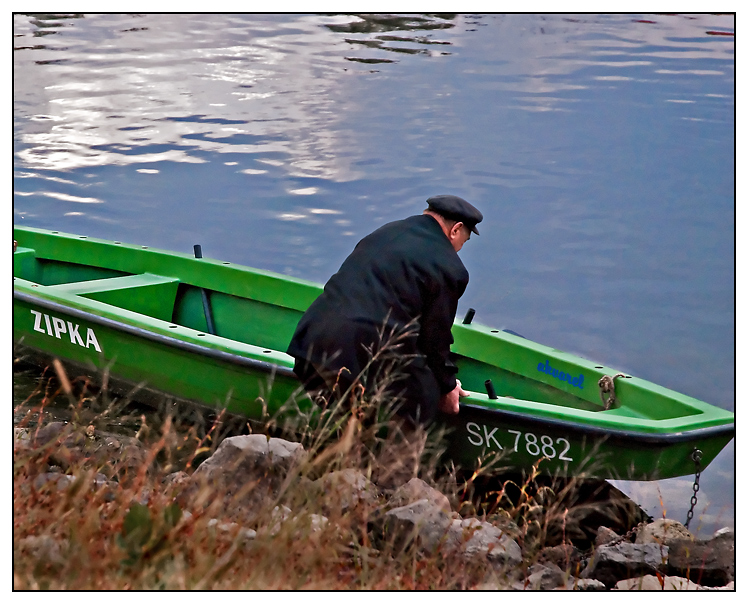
[424,195,483,252]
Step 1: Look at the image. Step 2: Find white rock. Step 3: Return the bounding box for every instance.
[615,574,701,590]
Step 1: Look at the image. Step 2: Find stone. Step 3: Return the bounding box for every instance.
[115,443,150,484]
[666,528,734,587]
[187,435,306,522]
[17,534,67,569]
[268,505,293,534]
[615,574,701,590]
[207,518,257,542]
[537,542,584,571]
[256,505,330,540]
[388,477,452,513]
[314,469,379,515]
[524,562,567,590]
[162,471,190,496]
[582,542,668,588]
[133,486,152,506]
[713,526,733,539]
[380,498,453,554]
[636,518,693,546]
[569,578,607,591]
[445,517,523,570]
[306,514,329,534]
[472,577,515,590]
[93,476,119,502]
[14,427,31,444]
[32,472,76,492]
[29,470,118,500]
[487,515,522,541]
[594,525,621,547]
[702,581,734,591]
[30,421,69,447]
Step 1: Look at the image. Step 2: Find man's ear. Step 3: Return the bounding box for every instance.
[451,222,464,237]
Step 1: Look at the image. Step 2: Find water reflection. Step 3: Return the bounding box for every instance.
[14,14,734,185]
[17,14,359,182]
[324,13,456,34]
[337,14,456,63]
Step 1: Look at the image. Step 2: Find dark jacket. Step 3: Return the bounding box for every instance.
[287,214,469,399]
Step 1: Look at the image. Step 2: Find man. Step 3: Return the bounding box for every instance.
[287,194,482,426]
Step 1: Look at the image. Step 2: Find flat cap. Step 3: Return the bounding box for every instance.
[426,195,483,235]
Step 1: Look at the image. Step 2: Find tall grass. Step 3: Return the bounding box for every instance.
[13,350,645,590]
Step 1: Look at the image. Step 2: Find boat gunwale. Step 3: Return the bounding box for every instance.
[454,402,735,446]
[13,225,323,311]
[451,321,729,420]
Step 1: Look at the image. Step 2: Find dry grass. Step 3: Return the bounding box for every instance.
[13,354,646,590]
[13,374,480,589]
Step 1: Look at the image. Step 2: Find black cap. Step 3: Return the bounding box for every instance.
[426,195,483,235]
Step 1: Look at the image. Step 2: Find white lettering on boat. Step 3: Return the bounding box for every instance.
[32,310,45,334]
[466,422,574,462]
[466,422,503,449]
[52,316,66,339]
[85,328,101,352]
[30,310,102,352]
[67,322,84,346]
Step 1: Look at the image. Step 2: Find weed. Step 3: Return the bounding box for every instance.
[13,352,650,590]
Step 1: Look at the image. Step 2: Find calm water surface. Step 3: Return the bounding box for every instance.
[13,13,734,536]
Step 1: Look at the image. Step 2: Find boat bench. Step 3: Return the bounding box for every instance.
[46,273,181,323]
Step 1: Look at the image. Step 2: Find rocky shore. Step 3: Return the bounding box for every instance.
[14,420,735,590]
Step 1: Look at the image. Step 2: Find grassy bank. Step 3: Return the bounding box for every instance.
[14,360,646,590]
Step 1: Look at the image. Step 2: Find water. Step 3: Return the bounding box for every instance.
[13,13,734,536]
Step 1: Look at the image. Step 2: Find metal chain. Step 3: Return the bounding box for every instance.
[611,520,647,547]
[581,520,648,559]
[598,373,626,410]
[684,448,703,530]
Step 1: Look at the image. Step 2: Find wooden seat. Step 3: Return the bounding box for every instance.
[48,273,181,322]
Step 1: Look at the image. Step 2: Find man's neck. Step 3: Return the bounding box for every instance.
[423,210,452,240]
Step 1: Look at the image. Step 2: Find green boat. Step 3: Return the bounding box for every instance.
[13,226,734,481]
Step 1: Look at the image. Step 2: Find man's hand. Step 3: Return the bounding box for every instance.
[438,379,469,415]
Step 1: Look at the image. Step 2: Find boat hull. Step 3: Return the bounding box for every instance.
[439,403,733,481]
[14,291,303,419]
